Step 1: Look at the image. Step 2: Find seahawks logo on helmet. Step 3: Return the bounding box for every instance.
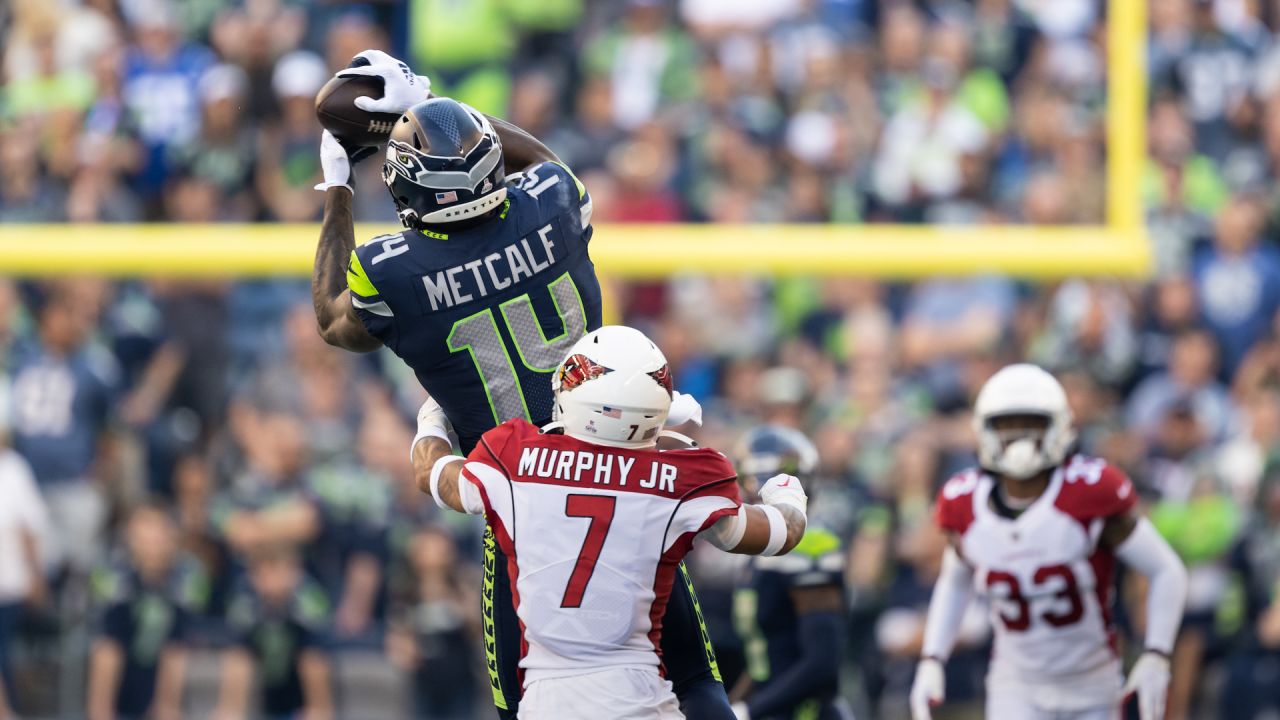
[384,140,430,185]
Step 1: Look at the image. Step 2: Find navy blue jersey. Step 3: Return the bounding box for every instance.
[348,161,602,452]
[92,561,206,717]
[735,527,845,719]
[9,342,119,484]
[226,576,329,717]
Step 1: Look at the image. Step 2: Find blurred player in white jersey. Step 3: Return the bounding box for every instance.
[909,364,1188,720]
[412,326,810,719]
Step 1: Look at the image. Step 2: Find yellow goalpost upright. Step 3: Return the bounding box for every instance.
[0,1,1148,280]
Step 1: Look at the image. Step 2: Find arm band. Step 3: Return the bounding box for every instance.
[410,424,450,463]
[429,455,465,510]
[1115,517,1188,655]
[761,504,788,556]
[702,505,748,551]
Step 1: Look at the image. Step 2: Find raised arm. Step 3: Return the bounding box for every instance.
[312,185,380,352]
[486,115,560,174]
[703,474,808,556]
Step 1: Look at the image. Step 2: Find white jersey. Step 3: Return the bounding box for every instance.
[934,455,1137,710]
[461,419,742,688]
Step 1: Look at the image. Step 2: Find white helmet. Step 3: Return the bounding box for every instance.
[972,363,1076,480]
[551,326,673,448]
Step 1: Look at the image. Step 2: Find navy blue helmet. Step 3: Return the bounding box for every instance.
[382,97,507,229]
[736,425,819,493]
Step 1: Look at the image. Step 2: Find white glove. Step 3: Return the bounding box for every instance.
[1123,651,1170,720]
[315,130,354,192]
[909,657,945,720]
[666,390,703,428]
[410,396,453,461]
[338,49,432,114]
[759,473,807,515]
[730,702,750,720]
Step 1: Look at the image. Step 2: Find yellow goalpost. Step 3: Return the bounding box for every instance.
[0,1,1148,279]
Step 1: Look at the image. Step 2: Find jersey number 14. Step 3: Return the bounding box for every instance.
[446,272,588,425]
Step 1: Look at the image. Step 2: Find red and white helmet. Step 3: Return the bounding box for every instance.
[973,363,1076,480]
[551,326,673,448]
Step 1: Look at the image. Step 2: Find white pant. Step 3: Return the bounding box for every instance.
[42,481,105,574]
[518,667,683,720]
[986,690,1119,720]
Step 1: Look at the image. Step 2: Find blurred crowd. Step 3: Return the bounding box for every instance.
[4,0,1280,719]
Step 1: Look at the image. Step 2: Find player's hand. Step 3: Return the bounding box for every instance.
[1123,651,1170,720]
[337,49,432,114]
[909,657,945,720]
[666,390,703,428]
[315,130,376,192]
[411,395,454,461]
[759,473,807,515]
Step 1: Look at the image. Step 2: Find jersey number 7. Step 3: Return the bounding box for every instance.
[561,494,616,608]
[446,272,588,425]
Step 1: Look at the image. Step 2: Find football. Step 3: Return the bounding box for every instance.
[314,74,400,148]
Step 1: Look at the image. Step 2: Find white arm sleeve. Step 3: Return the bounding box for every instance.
[920,545,975,661]
[700,505,748,551]
[1115,517,1188,654]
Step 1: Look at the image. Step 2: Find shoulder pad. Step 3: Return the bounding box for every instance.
[935,469,981,535]
[1055,455,1137,521]
[472,419,541,473]
[665,447,738,497]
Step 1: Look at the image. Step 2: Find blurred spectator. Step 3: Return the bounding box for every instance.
[167,64,257,221]
[9,285,118,575]
[212,402,319,564]
[408,0,513,115]
[1128,329,1235,445]
[1193,193,1280,377]
[872,55,989,216]
[86,503,203,720]
[0,441,48,719]
[216,546,332,720]
[385,527,479,720]
[256,51,326,223]
[120,5,215,212]
[900,277,1015,403]
[584,0,697,131]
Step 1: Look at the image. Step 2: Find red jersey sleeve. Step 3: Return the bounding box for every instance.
[667,448,742,546]
[934,470,979,535]
[1055,456,1137,521]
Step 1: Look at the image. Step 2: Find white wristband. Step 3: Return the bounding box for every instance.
[429,455,464,510]
[760,504,788,556]
[410,425,451,463]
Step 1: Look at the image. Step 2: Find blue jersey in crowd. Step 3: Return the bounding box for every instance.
[9,342,119,485]
[735,527,848,720]
[348,161,602,451]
